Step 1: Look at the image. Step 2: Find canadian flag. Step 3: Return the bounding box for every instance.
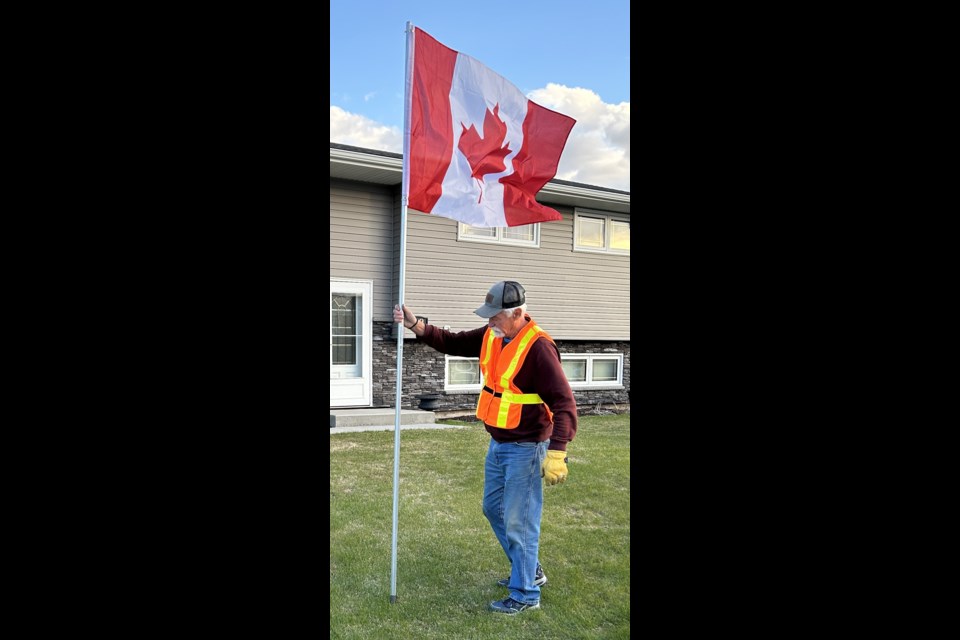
[403,26,576,228]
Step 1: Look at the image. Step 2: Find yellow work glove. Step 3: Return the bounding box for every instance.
[542,450,569,485]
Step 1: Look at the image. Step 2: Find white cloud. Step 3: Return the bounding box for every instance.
[330,84,629,192]
[330,106,402,153]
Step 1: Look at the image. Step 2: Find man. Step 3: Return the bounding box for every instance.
[393,280,578,615]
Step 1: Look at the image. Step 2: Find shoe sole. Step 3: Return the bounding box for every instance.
[489,601,540,614]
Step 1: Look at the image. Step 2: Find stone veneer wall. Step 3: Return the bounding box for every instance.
[371,321,630,414]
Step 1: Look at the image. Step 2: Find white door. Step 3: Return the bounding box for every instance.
[330,279,372,407]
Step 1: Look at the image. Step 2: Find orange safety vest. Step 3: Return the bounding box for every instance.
[476,319,555,429]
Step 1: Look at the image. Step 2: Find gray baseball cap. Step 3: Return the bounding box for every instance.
[474,281,526,318]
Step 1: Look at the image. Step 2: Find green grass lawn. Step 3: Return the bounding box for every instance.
[330,413,630,639]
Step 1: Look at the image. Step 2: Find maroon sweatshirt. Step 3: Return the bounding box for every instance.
[417,316,578,452]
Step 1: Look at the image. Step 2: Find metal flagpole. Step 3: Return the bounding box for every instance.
[390,20,415,604]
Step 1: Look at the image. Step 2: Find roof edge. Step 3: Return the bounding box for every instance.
[330,142,629,197]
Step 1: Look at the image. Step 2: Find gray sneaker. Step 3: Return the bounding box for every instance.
[489,597,540,615]
[497,563,546,588]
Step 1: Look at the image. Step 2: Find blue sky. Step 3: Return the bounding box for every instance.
[330,0,631,191]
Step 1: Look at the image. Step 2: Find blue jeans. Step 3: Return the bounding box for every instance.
[482,438,548,605]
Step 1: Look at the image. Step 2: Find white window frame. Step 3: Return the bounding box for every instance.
[573,209,629,255]
[560,353,624,389]
[457,222,540,248]
[444,356,485,392]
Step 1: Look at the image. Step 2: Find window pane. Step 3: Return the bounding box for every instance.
[448,359,480,385]
[577,217,605,248]
[611,221,630,250]
[502,225,534,242]
[460,223,496,238]
[331,294,361,366]
[332,295,357,336]
[561,359,587,382]
[593,359,618,382]
[332,336,357,365]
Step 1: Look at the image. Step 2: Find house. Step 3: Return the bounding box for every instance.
[330,142,630,416]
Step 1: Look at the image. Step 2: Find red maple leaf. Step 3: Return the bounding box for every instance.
[458,104,511,203]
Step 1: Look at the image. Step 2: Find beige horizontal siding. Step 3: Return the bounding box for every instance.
[330,179,395,319]
[396,203,630,340]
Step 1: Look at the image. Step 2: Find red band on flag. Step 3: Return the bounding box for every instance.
[408,29,457,215]
[500,101,576,227]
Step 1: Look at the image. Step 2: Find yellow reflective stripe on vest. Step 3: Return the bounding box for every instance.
[498,325,543,390]
[476,330,498,415]
[495,395,512,427]
[501,391,543,403]
[480,331,496,369]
